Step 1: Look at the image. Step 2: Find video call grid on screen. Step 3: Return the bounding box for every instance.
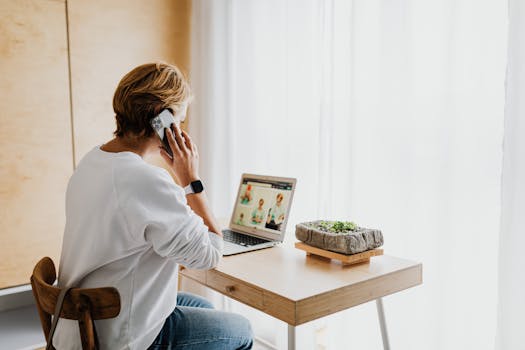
[232,177,293,235]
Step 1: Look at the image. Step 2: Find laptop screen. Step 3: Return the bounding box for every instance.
[231,176,295,236]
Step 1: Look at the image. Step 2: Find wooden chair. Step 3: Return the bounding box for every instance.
[30,257,121,350]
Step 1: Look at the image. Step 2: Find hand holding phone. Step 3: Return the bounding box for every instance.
[158,121,200,187]
[152,109,199,186]
[150,109,177,157]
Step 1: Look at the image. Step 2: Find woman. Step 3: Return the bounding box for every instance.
[265,193,285,231]
[53,62,253,349]
[250,198,265,225]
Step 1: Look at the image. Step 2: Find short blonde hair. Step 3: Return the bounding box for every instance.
[112,62,191,137]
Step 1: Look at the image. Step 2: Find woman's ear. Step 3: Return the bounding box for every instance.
[152,105,165,118]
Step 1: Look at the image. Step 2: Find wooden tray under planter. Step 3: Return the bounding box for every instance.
[295,242,384,266]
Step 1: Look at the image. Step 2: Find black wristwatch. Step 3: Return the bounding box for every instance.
[184,180,204,195]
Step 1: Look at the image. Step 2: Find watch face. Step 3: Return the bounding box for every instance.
[191,180,204,193]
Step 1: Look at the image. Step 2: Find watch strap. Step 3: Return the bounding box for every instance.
[184,183,194,195]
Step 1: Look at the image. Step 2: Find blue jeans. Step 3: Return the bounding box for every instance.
[147,292,253,349]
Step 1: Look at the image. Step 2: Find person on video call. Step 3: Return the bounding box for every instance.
[265,193,286,231]
[251,198,266,225]
[240,184,253,204]
[53,62,253,349]
[236,212,246,225]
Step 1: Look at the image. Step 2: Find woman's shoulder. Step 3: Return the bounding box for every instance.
[113,157,178,195]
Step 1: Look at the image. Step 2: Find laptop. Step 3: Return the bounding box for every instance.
[222,174,297,256]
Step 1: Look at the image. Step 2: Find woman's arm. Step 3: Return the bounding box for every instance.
[185,191,222,236]
[160,124,222,236]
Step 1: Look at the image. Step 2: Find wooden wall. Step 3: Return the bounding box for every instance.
[67,0,192,162]
[0,0,191,289]
[0,0,72,289]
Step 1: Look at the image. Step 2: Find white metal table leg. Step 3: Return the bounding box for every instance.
[376,298,391,350]
[288,324,296,350]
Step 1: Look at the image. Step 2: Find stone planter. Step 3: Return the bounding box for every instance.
[295,221,384,255]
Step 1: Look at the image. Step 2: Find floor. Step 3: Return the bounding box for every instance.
[0,304,274,350]
[0,305,45,350]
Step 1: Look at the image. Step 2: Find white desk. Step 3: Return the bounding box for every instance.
[180,244,422,349]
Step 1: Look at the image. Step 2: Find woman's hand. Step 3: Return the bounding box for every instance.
[159,123,200,186]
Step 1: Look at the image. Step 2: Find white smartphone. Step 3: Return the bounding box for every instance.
[150,109,176,157]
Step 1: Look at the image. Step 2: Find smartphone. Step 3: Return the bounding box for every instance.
[150,109,176,157]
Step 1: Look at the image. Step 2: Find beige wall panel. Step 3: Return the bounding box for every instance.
[68,0,192,164]
[0,0,72,288]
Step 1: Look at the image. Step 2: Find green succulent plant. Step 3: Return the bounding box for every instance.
[313,220,357,233]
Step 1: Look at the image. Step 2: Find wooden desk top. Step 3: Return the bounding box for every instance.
[180,244,422,325]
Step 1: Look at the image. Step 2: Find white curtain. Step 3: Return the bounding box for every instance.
[188,1,508,349]
[496,1,525,349]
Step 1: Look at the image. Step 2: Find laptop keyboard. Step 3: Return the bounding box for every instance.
[223,229,269,246]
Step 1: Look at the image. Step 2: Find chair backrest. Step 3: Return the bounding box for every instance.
[30,257,121,350]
